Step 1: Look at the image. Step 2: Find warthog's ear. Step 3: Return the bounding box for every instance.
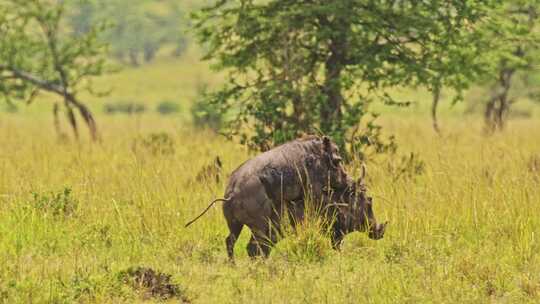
[322,136,331,151]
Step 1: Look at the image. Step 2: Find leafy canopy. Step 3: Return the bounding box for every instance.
[194,0,500,156]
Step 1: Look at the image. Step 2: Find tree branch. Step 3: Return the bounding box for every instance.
[0,64,98,141]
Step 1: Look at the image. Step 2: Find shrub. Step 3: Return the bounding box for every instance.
[156,101,181,115]
[29,187,78,218]
[103,102,146,114]
[190,83,223,131]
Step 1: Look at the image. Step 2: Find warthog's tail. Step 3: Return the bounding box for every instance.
[184,198,230,228]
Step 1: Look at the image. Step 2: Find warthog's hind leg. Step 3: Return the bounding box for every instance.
[225,219,243,260]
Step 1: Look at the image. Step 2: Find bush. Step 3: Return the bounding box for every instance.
[29,187,78,218]
[156,101,181,115]
[190,83,223,131]
[103,102,146,114]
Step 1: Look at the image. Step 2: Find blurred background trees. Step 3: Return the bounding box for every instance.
[67,0,189,66]
[1,0,540,152]
[193,1,504,157]
[477,0,540,133]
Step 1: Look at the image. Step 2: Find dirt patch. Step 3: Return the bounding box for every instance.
[118,266,189,302]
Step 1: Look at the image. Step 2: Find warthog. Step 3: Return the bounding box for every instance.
[185,136,386,259]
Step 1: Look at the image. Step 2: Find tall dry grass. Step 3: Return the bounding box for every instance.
[0,114,539,303]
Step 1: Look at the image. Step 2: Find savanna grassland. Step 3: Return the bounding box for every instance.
[1,50,540,303]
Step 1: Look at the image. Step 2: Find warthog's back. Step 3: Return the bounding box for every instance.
[225,138,322,199]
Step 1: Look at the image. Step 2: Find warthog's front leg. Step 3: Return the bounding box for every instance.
[331,227,345,250]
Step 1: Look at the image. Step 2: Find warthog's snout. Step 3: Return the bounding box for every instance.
[368,221,388,240]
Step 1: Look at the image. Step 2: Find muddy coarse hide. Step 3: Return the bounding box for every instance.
[185,135,387,259]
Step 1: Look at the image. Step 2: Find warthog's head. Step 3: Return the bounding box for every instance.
[327,174,387,240]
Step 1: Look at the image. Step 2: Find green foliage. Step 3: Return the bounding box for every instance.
[156,100,182,115]
[474,0,540,131]
[29,187,78,218]
[0,0,108,100]
[67,0,189,66]
[191,83,223,131]
[0,0,109,140]
[194,0,499,155]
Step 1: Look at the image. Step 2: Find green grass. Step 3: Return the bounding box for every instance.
[0,112,539,303]
[1,50,540,303]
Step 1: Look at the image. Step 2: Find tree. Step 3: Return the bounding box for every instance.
[429,1,540,134]
[480,1,540,133]
[194,0,498,156]
[0,0,109,141]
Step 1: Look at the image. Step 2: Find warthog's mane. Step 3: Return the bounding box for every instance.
[281,135,326,157]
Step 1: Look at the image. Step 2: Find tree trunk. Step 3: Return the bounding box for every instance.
[320,23,346,135]
[485,68,514,134]
[129,49,139,66]
[53,103,64,139]
[431,86,441,134]
[143,43,157,63]
[66,94,99,141]
[321,57,343,134]
[65,104,79,140]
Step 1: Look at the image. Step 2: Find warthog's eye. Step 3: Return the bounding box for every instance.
[326,155,341,169]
